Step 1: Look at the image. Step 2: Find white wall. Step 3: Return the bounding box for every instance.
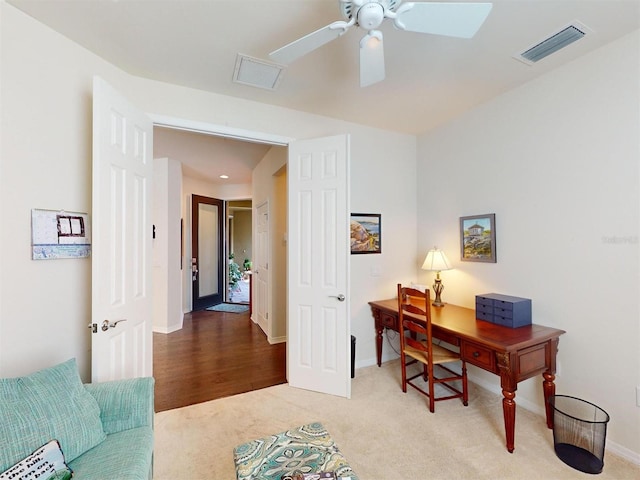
[0,3,129,380]
[252,147,287,342]
[0,4,417,381]
[152,157,183,334]
[416,30,640,460]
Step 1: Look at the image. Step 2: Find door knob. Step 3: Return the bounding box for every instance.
[329,294,345,302]
[101,319,127,331]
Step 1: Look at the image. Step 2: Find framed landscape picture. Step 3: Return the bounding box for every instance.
[350,213,381,254]
[460,213,496,263]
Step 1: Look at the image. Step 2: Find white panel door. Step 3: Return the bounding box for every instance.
[287,135,350,398]
[91,77,153,382]
[255,201,269,333]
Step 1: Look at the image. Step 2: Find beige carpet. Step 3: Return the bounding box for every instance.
[154,360,639,479]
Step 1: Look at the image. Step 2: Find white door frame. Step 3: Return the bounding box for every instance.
[149,114,293,318]
[254,200,270,334]
[149,116,352,398]
[150,114,292,146]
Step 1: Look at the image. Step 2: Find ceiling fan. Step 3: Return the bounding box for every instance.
[269,0,493,87]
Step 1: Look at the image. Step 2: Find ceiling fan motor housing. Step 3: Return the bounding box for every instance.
[340,0,401,22]
[357,3,385,29]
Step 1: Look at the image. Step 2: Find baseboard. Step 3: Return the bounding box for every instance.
[153,323,182,334]
[268,334,286,344]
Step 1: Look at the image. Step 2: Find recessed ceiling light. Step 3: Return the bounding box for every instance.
[220,175,229,179]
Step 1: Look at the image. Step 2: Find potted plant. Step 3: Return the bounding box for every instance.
[228,254,243,293]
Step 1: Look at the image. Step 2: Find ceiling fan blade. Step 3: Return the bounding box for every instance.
[360,31,385,88]
[396,2,493,38]
[269,21,351,65]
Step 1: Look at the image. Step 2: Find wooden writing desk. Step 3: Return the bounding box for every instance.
[369,298,565,453]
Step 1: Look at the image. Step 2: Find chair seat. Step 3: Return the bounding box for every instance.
[403,342,460,365]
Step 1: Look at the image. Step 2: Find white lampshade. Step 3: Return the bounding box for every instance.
[421,247,452,272]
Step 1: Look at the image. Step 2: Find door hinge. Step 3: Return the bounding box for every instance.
[88,323,97,333]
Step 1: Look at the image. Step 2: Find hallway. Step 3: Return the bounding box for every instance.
[153,309,286,412]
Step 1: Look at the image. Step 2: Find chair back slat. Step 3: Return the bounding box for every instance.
[397,283,433,358]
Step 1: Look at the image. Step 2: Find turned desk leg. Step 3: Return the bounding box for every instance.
[371,307,384,367]
[502,389,517,453]
[375,325,383,367]
[543,337,560,429]
[543,371,556,429]
[497,351,517,453]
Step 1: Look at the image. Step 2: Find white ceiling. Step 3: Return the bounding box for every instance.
[8,0,639,182]
[153,127,273,184]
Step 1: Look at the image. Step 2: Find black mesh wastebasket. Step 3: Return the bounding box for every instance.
[551,395,610,474]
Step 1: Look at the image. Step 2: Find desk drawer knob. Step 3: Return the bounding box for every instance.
[473,351,480,358]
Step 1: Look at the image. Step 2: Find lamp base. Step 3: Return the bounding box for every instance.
[432,278,446,307]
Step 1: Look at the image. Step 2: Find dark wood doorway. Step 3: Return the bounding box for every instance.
[191,195,224,310]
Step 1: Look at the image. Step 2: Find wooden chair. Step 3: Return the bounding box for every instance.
[397,283,468,412]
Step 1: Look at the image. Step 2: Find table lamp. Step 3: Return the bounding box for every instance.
[421,247,452,307]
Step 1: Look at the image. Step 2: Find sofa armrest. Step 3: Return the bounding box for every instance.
[84,377,154,435]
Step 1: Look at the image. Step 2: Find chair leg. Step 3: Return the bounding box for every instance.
[462,361,469,406]
[427,363,435,413]
[400,353,407,393]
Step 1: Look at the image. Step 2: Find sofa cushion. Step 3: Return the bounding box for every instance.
[0,358,106,472]
[68,426,154,480]
[0,439,72,480]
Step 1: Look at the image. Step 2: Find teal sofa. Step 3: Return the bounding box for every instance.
[0,359,154,480]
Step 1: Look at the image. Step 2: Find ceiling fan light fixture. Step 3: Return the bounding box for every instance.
[233,54,285,90]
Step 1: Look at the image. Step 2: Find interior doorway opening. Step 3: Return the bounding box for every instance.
[227,199,252,305]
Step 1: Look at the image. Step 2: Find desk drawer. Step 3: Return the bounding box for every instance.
[461,340,496,372]
[433,330,460,347]
[379,312,397,329]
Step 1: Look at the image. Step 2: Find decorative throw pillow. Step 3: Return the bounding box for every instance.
[0,440,72,480]
[0,358,106,472]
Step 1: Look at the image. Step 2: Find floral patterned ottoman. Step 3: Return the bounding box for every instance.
[233,422,358,480]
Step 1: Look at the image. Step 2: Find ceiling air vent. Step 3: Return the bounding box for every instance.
[514,22,590,66]
[233,54,285,90]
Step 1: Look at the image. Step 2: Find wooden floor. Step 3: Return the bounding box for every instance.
[153,308,287,412]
